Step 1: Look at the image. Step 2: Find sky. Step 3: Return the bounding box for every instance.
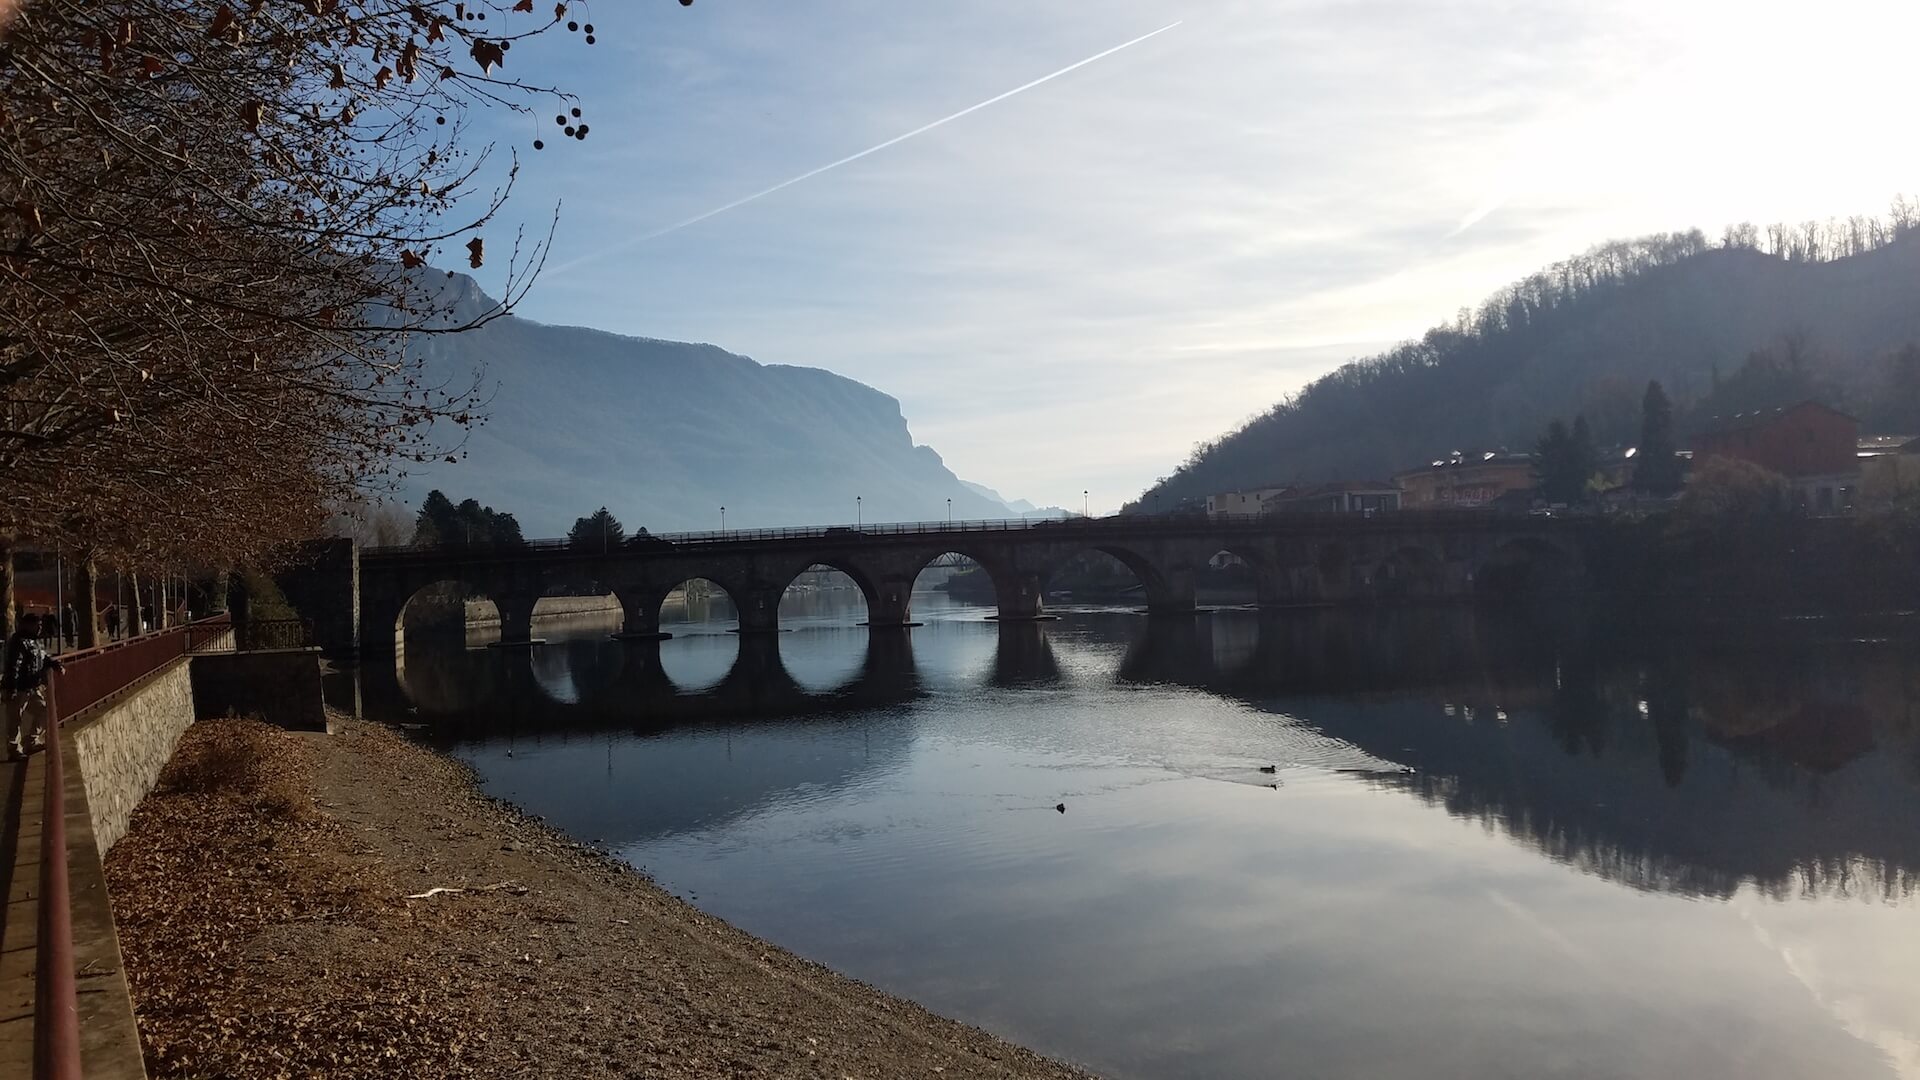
[463,0,1920,514]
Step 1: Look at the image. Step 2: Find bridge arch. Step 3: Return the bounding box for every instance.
[1040,547,1146,603]
[903,548,1015,622]
[1201,544,1285,606]
[657,575,743,631]
[774,559,878,625]
[1314,541,1356,599]
[393,577,498,650]
[1474,537,1582,600]
[355,518,1600,653]
[1371,544,1447,598]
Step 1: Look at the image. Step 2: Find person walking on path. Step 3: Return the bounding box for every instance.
[6,613,63,760]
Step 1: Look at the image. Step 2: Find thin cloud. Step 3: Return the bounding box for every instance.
[547,20,1182,276]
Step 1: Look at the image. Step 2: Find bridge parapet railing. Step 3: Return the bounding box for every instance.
[185,617,314,654]
[363,509,1554,561]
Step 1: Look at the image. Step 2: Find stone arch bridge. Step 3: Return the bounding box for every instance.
[330,514,1592,658]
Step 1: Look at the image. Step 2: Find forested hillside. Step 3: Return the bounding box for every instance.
[1138,207,1920,507]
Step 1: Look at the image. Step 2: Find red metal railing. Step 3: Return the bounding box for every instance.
[32,613,229,1078]
[47,614,231,724]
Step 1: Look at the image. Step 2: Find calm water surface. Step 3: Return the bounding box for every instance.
[364,592,1920,1080]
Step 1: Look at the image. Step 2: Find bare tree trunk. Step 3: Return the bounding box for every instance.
[73,554,102,648]
[118,573,135,639]
[0,532,14,644]
[209,569,231,615]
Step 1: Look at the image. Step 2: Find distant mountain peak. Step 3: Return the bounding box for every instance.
[399,281,1018,534]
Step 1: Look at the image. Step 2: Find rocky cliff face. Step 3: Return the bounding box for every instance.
[396,274,1013,535]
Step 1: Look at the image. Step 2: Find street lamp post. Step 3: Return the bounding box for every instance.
[1083,490,1090,518]
[720,506,726,533]
[856,495,862,529]
[946,497,952,526]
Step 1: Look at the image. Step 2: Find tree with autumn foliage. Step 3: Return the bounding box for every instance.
[0,0,645,634]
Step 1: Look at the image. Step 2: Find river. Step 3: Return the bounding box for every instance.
[357,587,1920,1080]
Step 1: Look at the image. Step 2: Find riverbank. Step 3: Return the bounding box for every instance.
[103,715,1097,1079]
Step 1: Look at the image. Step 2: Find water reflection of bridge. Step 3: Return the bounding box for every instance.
[1113,610,1920,901]
[364,610,1920,902]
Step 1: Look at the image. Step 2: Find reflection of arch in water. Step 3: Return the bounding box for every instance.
[385,629,926,740]
[393,636,503,713]
[1209,611,1261,670]
[779,627,869,693]
[905,617,1000,686]
[530,636,627,705]
[658,630,740,692]
[1117,617,1222,686]
[778,563,872,625]
[1123,607,1920,901]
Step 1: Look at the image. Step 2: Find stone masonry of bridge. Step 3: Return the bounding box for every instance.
[333,515,1589,658]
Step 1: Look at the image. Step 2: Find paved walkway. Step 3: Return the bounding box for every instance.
[1,747,47,1075]
[0,739,148,1078]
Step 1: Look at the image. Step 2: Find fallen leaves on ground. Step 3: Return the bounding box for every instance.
[105,718,492,1079]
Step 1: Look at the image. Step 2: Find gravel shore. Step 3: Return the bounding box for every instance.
[106,714,1098,1079]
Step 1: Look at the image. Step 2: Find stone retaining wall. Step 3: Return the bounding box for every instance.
[191,649,327,732]
[463,593,620,628]
[71,657,196,855]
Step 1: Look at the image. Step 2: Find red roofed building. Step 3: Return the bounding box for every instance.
[1691,401,1860,513]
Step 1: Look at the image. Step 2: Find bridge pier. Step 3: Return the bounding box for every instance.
[1145,567,1199,616]
[613,586,672,641]
[991,571,1052,622]
[862,579,919,629]
[734,585,784,634]
[489,590,543,648]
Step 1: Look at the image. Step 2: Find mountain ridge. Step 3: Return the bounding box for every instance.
[398,273,1025,535]
[1137,224,1920,506]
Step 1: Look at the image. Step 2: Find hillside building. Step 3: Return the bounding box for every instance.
[1268,481,1401,514]
[1691,402,1859,513]
[1394,451,1536,509]
[1205,487,1290,515]
[1858,434,1920,500]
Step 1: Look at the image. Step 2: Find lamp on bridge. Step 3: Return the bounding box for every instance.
[720,505,726,533]
[1083,490,1090,518]
[856,495,862,529]
[947,497,952,526]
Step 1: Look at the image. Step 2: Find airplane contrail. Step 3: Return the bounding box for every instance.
[549,20,1183,274]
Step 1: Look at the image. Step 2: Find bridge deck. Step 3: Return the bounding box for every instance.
[361,511,1581,564]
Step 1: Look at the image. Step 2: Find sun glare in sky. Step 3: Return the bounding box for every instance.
[486,0,1920,512]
